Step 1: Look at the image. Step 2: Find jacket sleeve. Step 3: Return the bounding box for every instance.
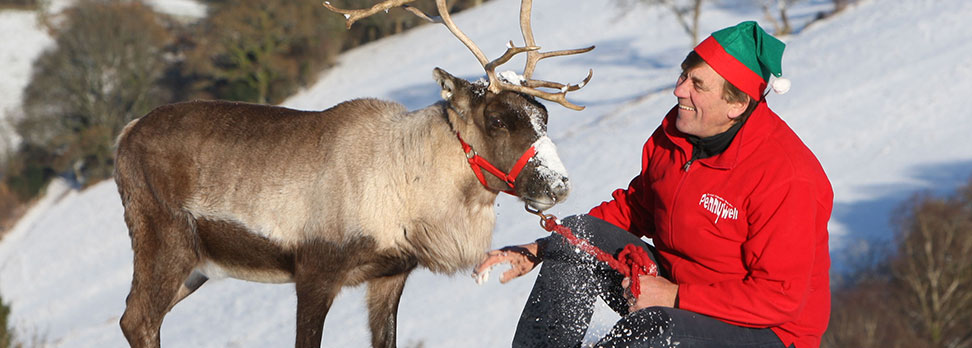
[677,178,821,327]
[588,138,656,239]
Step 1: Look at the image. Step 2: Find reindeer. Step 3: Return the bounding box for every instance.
[114,0,593,347]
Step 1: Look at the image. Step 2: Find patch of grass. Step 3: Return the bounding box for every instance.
[405,340,426,348]
[0,0,38,11]
[1,293,14,348]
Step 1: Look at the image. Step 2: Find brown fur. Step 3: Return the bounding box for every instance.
[196,218,295,279]
[114,69,568,347]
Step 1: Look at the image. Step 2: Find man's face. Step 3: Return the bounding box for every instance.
[673,62,747,138]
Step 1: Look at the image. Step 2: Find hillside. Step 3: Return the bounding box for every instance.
[2,0,972,346]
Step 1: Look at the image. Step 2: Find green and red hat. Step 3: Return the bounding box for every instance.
[693,21,789,100]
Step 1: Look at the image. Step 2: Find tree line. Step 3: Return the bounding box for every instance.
[823,179,972,348]
[0,0,36,10]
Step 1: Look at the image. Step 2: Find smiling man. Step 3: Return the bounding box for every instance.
[476,22,833,348]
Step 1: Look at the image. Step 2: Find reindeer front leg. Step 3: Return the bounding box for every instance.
[367,270,413,348]
[295,280,340,348]
[294,240,347,348]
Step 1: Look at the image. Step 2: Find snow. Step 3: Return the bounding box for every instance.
[474,266,490,285]
[498,70,526,85]
[3,0,972,346]
[531,135,570,190]
[142,0,207,19]
[0,9,52,152]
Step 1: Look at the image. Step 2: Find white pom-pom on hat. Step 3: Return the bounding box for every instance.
[771,77,791,94]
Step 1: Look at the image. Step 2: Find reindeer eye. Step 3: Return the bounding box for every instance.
[488,114,507,130]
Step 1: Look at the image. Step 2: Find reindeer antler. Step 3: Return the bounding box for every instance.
[516,0,594,109]
[322,0,418,29]
[323,0,594,110]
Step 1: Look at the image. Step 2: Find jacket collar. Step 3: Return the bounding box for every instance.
[662,101,777,170]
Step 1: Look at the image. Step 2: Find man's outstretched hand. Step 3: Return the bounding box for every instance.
[473,243,542,284]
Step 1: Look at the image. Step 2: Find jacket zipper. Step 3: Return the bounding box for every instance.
[669,158,694,273]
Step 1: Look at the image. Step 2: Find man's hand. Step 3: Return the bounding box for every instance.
[473,243,541,284]
[622,275,678,312]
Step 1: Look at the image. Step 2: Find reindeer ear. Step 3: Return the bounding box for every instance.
[433,68,457,100]
[433,68,474,112]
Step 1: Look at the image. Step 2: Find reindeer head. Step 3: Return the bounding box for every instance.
[325,0,594,211]
[433,68,568,210]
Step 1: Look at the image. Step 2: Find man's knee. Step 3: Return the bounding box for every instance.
[561,214,609,239]
[624,307,675,329]
[595,307,675,347]
[540,214,646,260]
[538,215,603,261]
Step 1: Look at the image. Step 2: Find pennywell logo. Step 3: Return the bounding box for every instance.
[698,193,738,223]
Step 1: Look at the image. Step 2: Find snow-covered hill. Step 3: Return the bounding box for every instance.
[0,8,51,152]
[3,0,972,346]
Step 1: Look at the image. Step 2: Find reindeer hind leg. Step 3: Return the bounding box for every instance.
[119,203,201,348]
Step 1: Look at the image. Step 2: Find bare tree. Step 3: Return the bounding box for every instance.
[826,178,972,348]
[891,188,972,348]
[823,277,926,348]
[757,0,801,35]
[184,0,345,104]
[632,0,704,46]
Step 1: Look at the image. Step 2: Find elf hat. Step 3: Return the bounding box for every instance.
[693,21,789,100]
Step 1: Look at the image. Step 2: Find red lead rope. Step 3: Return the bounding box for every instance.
[529,209,658,298]
[457,130,657,297]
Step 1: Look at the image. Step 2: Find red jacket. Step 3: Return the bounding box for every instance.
[589,102,832,348]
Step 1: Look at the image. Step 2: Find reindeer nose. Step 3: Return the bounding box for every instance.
[550,176,571,201]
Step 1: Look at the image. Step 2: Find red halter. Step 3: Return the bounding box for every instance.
[455,132,536,195]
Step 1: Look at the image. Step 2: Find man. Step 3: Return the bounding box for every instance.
[475,21,832,348]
